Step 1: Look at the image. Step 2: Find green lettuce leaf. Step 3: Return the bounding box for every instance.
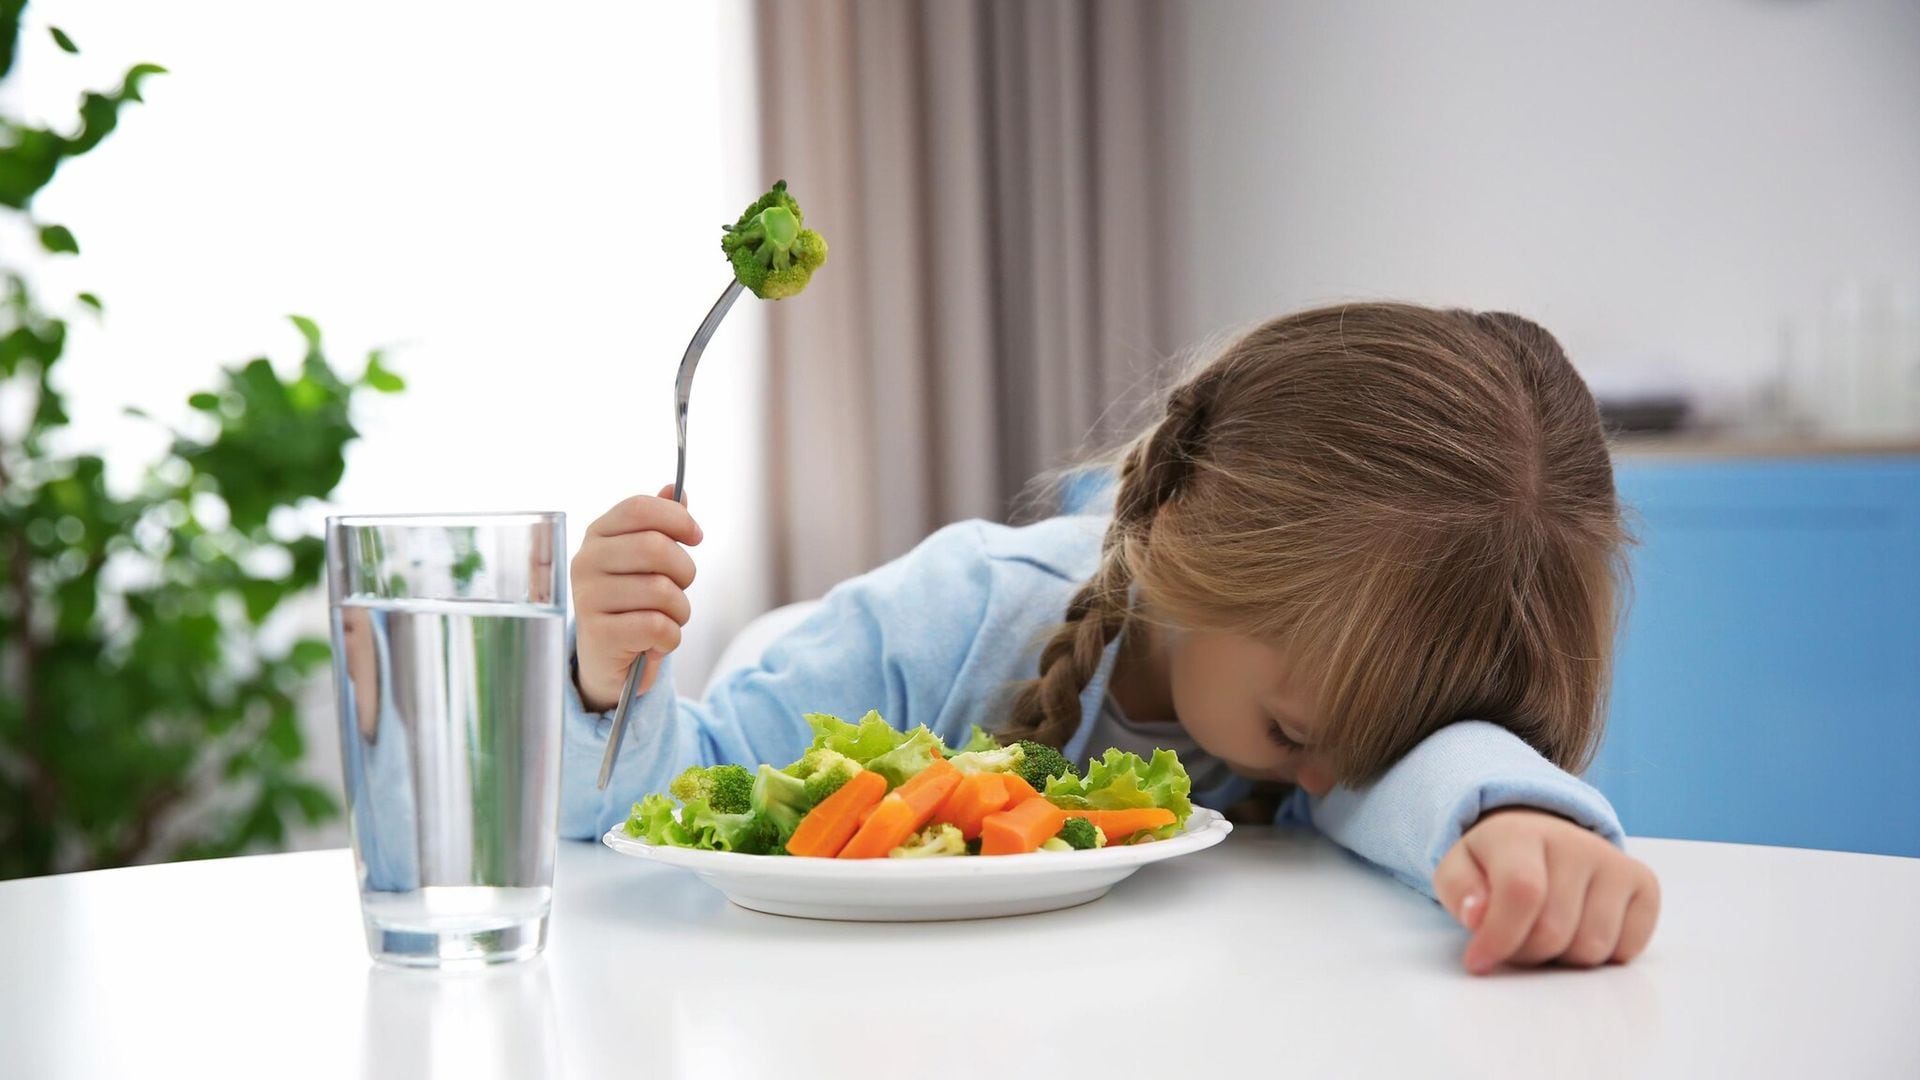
[801,710,902,764]
[955,724,1001,754]
[864,726,945,789]
[1044,748,1193,839]
[625,792,779,854]
[626,793,684,843]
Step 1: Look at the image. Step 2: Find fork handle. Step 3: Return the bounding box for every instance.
[597,653,649,789]
[595,279,744,791]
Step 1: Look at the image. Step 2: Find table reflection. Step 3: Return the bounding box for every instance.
[361,960,561,1080]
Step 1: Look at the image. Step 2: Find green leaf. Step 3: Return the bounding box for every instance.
[450,549,483,586]
[0,127,63,209]
[49,26,79,53]
[1,5,24,80]
[288,314,321,349]
[864,726,945,788]
[263,706,303,759]
[38,224,79,254]
[361,350,405,393]
[1043,748,1194,838]
[68,64,167,157]
[288,639,332,670]
[239,577,286,623]
[187,392,220,411]
[802,710,908,765]
[285,782,339,825]
[77,291,103,313]
[957,724,1000,753]
[286,376,327,412]
[121,63,167,102]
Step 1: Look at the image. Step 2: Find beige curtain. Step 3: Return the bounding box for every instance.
[753,0,1189,601]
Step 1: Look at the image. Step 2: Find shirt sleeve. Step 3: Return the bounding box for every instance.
[557,522,998,840]
[1286,720,1626,898]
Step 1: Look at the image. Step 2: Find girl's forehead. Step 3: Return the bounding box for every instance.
[1190,631,1323,707]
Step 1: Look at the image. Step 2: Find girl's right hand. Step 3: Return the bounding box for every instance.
[571,487,703,712]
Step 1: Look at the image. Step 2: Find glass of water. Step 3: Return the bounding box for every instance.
[325,512,566,967]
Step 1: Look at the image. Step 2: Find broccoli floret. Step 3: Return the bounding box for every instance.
[752,764,812,842]
[888,823,966,858]
[721,180,828,300]
[668,764,753,815]
[1039,837,1074,853]
[1055,817,1103,850]
[865,726,945,789]
[804,768,854,805]
[948,743,1025,776]
[1012,740,1078,790]
[788,748,864,805]
[784,747,865,803]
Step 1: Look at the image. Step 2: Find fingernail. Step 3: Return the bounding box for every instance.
[1461,893,1484,930]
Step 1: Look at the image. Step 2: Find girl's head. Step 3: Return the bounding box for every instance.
[1004,303,1627,790]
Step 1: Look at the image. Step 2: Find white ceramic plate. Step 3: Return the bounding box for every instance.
[602,807,1232,921]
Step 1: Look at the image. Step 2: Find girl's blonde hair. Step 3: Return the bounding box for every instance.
[1002,303,1628,782]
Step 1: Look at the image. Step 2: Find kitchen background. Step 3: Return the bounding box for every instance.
[3,0,1916,875]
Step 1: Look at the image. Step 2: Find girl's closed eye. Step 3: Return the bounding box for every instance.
[1265,722,1305,752]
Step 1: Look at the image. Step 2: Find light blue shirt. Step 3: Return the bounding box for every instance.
[335,608,418,893]
[560,515,1625,897]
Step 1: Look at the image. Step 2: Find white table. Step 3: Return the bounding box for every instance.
[2,831,1916,1079]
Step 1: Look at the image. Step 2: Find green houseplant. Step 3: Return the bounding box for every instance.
[0,3,403,878]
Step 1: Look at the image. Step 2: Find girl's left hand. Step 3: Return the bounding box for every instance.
[1432,808,1661,974]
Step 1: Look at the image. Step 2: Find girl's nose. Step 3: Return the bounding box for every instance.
[1296,760,1335,798]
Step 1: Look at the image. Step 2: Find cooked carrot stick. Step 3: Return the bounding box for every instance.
[1000,773,1041,804]
[931,772,1013,840]
[894,758,960,818]
[979,796,1069,856]
[786,769,886,858]
[1071,807,1176,842]
[836,795,915,859]
[839,760,961,859]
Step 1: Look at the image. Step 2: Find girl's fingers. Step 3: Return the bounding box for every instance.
[635,648,666,694]
[588,492,703,545]
[655,482,689,509]
[576,573,691,625]
[575,531,698,588]
[582,609,684,662]
[1462,833,1549,975]
[1432,841,1488,931]
[1560,867,1634,968]
[1510,843,1595,966]
[1613,871,1662,963]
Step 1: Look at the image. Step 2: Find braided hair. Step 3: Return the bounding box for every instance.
[1000,373,1219,746]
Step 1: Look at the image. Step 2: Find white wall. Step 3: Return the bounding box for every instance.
[1174,0,1920,422]
[8,1,768,847]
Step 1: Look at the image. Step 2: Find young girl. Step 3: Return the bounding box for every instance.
[562,303,1660,974]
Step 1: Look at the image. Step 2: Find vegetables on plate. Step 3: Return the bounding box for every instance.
[624,712,1195,858]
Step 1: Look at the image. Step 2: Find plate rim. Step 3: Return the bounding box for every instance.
[601,806,1232,878]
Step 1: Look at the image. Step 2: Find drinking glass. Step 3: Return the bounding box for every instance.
[325,512,566,967]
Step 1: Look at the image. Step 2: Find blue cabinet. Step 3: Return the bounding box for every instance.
[1591,454,1920,856]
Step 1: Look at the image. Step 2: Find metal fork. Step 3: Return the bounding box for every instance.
[596,279,747,789]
